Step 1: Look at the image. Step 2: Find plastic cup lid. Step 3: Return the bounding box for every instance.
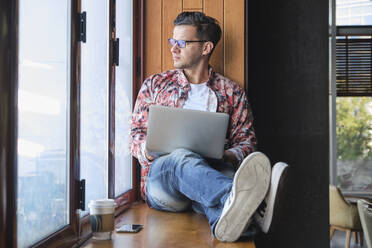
[88,199,116,208]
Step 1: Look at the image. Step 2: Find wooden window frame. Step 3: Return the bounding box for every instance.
[0,0,144,247]
[0,0,18,247]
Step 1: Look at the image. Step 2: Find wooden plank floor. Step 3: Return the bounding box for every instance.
[82,202,256,248]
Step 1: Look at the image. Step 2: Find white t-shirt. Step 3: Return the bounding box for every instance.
[183,82,211,111]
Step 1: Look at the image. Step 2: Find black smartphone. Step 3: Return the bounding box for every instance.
[116,224,143,233]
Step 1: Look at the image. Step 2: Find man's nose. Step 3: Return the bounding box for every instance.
[171,43,179,53]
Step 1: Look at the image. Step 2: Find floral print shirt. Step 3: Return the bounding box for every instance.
[130,67,257,199]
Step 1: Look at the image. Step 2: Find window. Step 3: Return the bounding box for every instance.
[331,0,372,196]
[17,0,71,246]
[79,0,135,215]
[336,0,372,25]
[0,0,142,247]
[80,0,110,214]
[114,0,134,197]
[336,97,372,192]
[335,35,372,96]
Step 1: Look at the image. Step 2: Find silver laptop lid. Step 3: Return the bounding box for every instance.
[146,105,229,159]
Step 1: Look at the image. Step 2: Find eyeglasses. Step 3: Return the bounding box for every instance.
[168,38,208,48]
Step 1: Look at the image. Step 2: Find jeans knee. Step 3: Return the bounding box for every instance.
[149,147,205,182]
[151,153,179,173]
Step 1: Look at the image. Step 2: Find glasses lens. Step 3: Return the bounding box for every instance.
[168,38,176,47]
[178,40,186,48]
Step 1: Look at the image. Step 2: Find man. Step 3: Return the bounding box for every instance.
[130,11,288,242]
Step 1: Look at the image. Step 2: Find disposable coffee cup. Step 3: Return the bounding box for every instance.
[88,199,117,240]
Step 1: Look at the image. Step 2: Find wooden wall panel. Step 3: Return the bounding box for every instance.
[183,0,203,10]
[204,0,224,76]
[183,9,203,12]
[162,0,183,72]
[144,0,245,88]
[144,0,162,78]
[224,0,245,87]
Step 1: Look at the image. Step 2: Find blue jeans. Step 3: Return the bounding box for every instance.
[146,148,235,232]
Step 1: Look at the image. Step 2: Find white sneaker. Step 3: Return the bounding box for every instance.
[214,152,271,242]
[255,162,289,233]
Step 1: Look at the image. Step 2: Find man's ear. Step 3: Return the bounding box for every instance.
[202,41,214,56]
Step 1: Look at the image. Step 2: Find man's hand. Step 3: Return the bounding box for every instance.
[223,150,238,170]
[144,148,155,161]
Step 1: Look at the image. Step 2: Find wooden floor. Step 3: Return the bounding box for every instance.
[82,202,256,248]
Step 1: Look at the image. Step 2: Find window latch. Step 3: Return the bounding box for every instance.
[78,12,86,43]
[113,38,119,66]
[78,179,86,211]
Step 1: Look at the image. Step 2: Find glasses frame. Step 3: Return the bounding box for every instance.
[168,38,208,48]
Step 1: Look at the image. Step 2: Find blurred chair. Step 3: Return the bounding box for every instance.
[329,185,363,248]
[358,199,372,248]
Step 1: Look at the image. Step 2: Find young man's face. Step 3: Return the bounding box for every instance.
[171,25,205,70]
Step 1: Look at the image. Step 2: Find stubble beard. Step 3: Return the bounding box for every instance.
[173,56,203,70]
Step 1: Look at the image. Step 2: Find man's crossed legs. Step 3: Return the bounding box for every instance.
[146,148,288,242]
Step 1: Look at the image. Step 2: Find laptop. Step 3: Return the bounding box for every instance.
[145,105,229,159]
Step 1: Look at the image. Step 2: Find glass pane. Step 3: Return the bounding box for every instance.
[336,0,372,25]
[17,0,70,247]
[80,0,109,213]
[115,0,133,196]
[336,97,372,191]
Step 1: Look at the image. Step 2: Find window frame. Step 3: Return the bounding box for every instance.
[0,0,143,247]
[0,0,18,247]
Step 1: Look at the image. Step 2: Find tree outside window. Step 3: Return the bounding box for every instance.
[336,97,372,191]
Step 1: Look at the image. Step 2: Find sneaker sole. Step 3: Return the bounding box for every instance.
[215,152,271,242]
[258,162,289,233]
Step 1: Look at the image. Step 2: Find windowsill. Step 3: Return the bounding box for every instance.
[344,195,372,205]
[343,191,372,199]
[81,202,256,248]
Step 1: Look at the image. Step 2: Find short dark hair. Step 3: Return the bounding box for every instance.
[174,12,221,54]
